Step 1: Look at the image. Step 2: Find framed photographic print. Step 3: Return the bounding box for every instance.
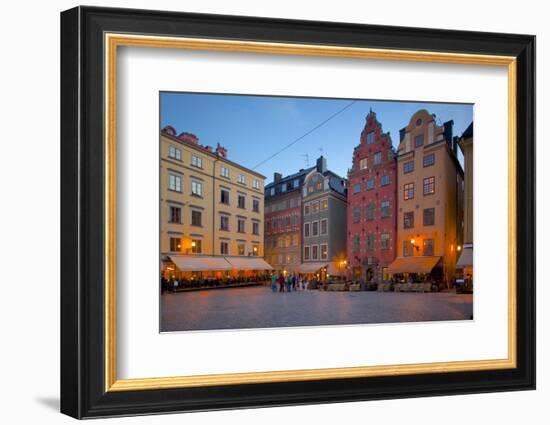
[60,6,536,419]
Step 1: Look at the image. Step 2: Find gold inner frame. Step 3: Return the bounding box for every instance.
[104,33,517,392]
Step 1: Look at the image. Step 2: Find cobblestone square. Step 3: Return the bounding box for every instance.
[161,286,473,332]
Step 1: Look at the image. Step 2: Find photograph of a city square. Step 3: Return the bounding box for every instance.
[159,92,474,332]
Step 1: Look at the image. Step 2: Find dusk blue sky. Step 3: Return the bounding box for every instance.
[160,92,473,181]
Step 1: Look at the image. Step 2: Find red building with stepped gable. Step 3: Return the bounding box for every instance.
[347,110,397,282]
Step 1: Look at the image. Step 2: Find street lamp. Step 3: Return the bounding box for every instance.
[410,238,419,252]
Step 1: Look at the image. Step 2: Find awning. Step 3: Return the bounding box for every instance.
[387,256,441,274]
[168,255,232,271]
[297,263,328,273]
[456,247,473,267]
[224,257,273,270]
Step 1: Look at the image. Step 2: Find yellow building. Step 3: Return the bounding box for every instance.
[159,126,272,279]
[457,123,473,279]
[388,110,464,288]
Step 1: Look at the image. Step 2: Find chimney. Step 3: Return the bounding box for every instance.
[177,132,199,144]
[316,155,327,173]
[443,120,454,147]
[215,143,228,158]
[274,172,282,182]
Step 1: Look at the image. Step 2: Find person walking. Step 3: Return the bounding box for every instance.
[285,274,292,292]
[278,273,285,292]
[304,277,309,291]
[292,274,297,291]
[271,273,277,293]
[298,275,303,291]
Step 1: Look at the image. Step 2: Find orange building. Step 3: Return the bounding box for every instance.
[388,110,464,288]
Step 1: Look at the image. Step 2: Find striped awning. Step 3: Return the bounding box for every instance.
[456,247,473,267]
[168,255,232,271]
[224,257,274,270]
[387,256,441,274]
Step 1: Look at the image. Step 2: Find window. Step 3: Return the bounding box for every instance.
[373,152,382,165]
[293,179,299,189]
[252,199,260,212]
[237,218,245,233]
[380,175,390,186]
[220,215,230,231]
[237,194,246,209]
[238,244,245,256]
[403,240,413,257]
[304,222,310,238]
[168,174,182,192]
[316,181,322,190]
[353,207,360,223]
[380,233,390,250]
[220,166,230,178]
[312,221,319,236]
[311,202,319,214]
[237,174,246,185]
[367,132,375,144]
[312,245,319,260]
[366,179,375,190]
[252,245,259,256]
[423,153,435,167]
[270,187,275,196]
[423,177,435,195]
[320,219,328,235]
[220,241,229,255]
[423,239,434,256]
[191,180,202,196]
[191,210,202,227]
[281,184,287,193]
[321,199,328,210]
[285,216,291,226]
[304,204,310,215]
[168,145,181,160]
[403,182,414,200]
[252,222,260,235]
[252,179,260,189]
[292,233,299,246]
[293,214,299,225]
[366,234,375,251]
[381,200,391,218]
[366,202,375,220]
[170,237,182,252]
[304,246,310,261]
[220,189,230,204]
[169,206,181,223]
[360,158,368,169]
[353,235,360,253]
[320,244,328,260]
[191,155,203,168]
[416,118,423,127]
[414,134,424,147]
[423,207,435,226]
[353,183,361,194]
[404,211,414,229]
[191,239,202,254]
[403,160,414,174]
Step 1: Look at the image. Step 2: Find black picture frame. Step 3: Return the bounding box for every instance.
[61,5,535,419]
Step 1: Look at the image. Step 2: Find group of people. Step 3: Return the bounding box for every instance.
[271,273,310,292]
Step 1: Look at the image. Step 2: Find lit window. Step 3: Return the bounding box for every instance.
[191,239,202,254]
[311,202,319,214]
[423,177,435,195]
[170,237,182,252]
[321,199,328,210]
[360,158,368,169]
[403,182,414,200]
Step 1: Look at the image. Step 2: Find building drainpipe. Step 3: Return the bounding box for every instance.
[213,158,219,257]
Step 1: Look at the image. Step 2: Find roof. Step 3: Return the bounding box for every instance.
[264,166,315,189]
[461,122,473,139]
